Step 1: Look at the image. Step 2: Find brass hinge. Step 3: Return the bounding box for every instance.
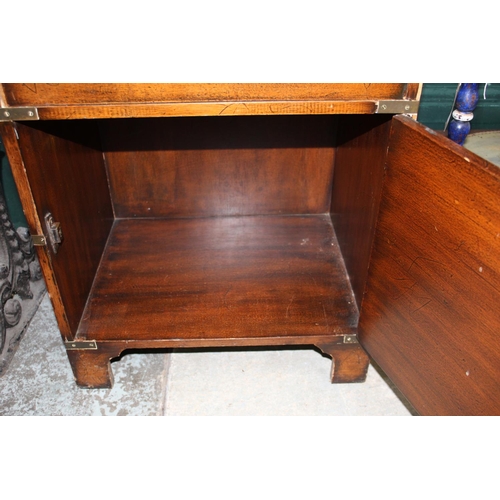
[0,107,39,121]
[31,235,46,246]
[65,340,98,350]
[376,100,419,114]
[343,334,359,344]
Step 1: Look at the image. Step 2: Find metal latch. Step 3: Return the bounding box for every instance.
[44,212,63,254]
[376,100,419,114]
[0,107,39,121]
[65,340,98,350]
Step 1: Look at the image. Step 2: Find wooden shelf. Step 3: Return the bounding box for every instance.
[77,215,358,346]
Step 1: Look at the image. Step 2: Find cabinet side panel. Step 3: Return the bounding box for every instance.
[15,121,114,337]
[359,116,500,415]
[330,115,392,310]
[101,116,336,218]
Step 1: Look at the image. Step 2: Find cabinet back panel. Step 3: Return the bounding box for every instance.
[100,116,336,218]
[16,121,114,336]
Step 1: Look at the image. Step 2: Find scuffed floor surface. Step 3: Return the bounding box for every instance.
[0,294,169,416]
[0,294,415,416]
[165,348,415,416]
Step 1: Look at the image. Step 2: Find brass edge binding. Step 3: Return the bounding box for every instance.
[31,235,46,246]
[65,341,98,350]
[376,100,420,114]
[0,107,39,121]
[343,334,359,344]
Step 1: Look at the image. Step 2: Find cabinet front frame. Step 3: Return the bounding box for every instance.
[1,83,436,396]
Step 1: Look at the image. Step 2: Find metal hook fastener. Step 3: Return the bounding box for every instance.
[44,212,63,254]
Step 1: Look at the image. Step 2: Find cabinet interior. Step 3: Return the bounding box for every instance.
[16,114,392,345]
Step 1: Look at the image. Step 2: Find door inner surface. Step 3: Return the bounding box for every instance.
[359,115,500,416]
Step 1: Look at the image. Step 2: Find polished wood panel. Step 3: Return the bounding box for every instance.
[33,101,377,120]
[67,337,367,389]
[101,116,336,218]
[0,122,72,339]
[403,83,422,100]
[330,115,392,309]
[67,338,369,389]
[1,83,421,119]
[78,216,358,342]
[359,115,500,415]
[15,121,114,337]
[316,342,370,383]
[0,86,7,107]
[2,83,409,106]
[66,344,123,388]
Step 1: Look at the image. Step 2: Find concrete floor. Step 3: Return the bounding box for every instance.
[0,293,416,416]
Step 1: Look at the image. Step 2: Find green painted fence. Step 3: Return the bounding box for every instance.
[418,83,500,131]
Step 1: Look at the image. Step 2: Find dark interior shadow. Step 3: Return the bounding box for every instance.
[18,114,392,154]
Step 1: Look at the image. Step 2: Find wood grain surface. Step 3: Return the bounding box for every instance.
[330,115,392,309]
[101,116,336,218]
[403,83,422,100]
[15,121,114,337]
[32,101,378,120]
[2,83,409,106]
[0,86,7,107]
[0,122,73,339]
[78,216,358,343]
[359,115,500,415]
[1,83,421,119]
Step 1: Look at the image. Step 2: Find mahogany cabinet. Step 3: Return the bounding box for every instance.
[0,84,498,415]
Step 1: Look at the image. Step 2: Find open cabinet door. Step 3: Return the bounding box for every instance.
[359,115,500,415]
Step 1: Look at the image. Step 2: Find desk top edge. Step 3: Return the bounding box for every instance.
[0,83,421,119]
